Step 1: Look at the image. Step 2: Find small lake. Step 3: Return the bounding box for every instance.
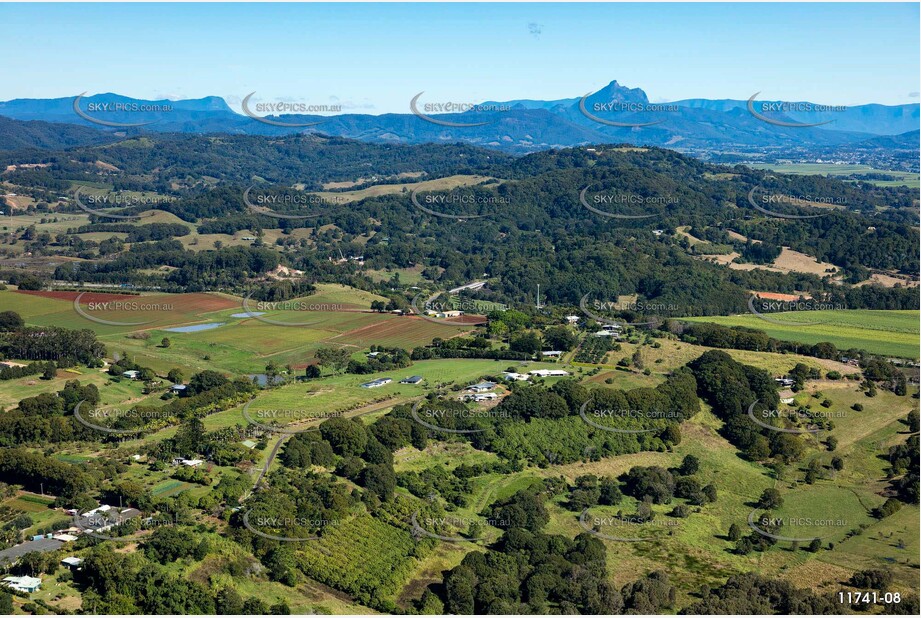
[163,322,225,333]
[248,373,287,387]
[230,312,265,318]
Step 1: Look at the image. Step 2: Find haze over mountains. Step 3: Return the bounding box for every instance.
[0,80,917,157]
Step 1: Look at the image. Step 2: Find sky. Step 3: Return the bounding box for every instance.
[0,2,918,112]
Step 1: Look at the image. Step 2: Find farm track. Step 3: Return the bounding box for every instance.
[250,396,415,490]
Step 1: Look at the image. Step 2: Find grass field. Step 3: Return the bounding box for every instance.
[750,163,920,189]
[684,309,919,359]
[310,174,501,203]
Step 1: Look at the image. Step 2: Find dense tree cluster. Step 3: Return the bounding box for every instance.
[681,573,838,614]
[690,350,809,462]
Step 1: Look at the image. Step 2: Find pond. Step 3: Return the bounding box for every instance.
[248,373,287,387]
[163,322,225,333]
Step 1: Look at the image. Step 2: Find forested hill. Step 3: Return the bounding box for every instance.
[3,133,918,317]
[0,115,118,150]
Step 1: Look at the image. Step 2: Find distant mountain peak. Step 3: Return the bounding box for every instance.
[588,80,650,105]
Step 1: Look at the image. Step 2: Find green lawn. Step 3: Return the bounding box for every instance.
[684,310,919,359]
[749,163,920,189]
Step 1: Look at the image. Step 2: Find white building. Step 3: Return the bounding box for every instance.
[502,372,530,382]
[529,369,570,377]
[541,351,563,358]
[462,392,498,402]
[467,381,497,393]
[2,576,42,593]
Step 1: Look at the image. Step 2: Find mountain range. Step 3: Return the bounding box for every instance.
[0,80,917,156]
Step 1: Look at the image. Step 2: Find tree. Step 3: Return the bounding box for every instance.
[242,597,267,614]
[543,326,578,352]
[315,347,351,373]
[662,424,682,446]
[360,464,396,501]
[632,348,644,370]
[702,484,718,503]
[728,523,742,541]
[677,454,699,476]
[305,364,321,379]
[320,417,368,457]
[831,456,844,471]
[160,337,171,348]
[510,332,542,355]
[188,370,228,394]
[0,591,12,615]
[808,538,821,553]
[757,488,783,510]
[216,588,243,615]
[42,363,57,380]
[167,368,184,384]
[0,311,24,331]
[599,477,622,505]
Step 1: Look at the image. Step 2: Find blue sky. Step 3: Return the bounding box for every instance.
[0,2,918,111]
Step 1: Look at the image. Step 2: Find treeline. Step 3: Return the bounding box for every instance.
[0,325,106,364]
[0,379,101,446]
[400,370,698,466]
[681,573,839,614]
[75,545,291,614]
[0,448,92,498]
[689,350,806,462]
[15,139,913,317]
[71,222,190,242]
[0,360,47,381]
[677,321,849,359]
[53,240,284,291]
[418,481,677,614]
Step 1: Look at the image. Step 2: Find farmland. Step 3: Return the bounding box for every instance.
[750,163,920,189]
[684,309,920,359]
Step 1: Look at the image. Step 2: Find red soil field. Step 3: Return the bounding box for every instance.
[16,289,138,303]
